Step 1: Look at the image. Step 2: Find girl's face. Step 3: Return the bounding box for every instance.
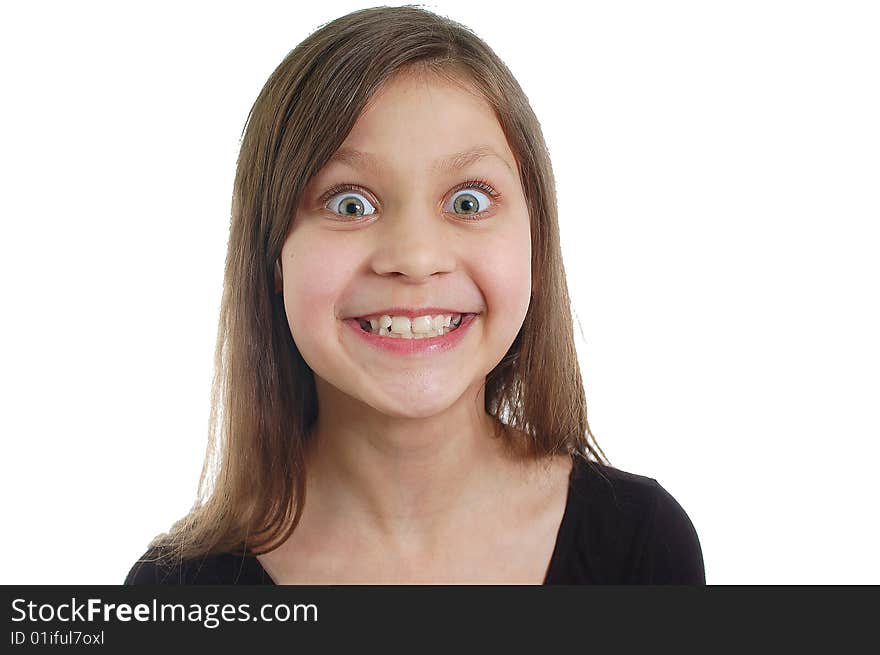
[279,71,532,421]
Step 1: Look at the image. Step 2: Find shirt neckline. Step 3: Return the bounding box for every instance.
[242,454,581,585]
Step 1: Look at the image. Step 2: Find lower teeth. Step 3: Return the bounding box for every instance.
[361,325,458,339]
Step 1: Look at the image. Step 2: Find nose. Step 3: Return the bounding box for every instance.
[369,200,457,281]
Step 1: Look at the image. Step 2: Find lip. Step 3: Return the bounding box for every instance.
[345,308,471,320]
[343,313,479,355]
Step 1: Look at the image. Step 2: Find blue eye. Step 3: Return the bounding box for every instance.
[446,187,493,216]
[326,191,377,218]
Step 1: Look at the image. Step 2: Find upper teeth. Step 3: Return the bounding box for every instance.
[358,313,464,336]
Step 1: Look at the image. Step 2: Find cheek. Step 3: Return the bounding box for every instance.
[479,218,532,320]
[280,233,355,341]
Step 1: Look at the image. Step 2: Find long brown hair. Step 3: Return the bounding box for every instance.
[145,4,610,565]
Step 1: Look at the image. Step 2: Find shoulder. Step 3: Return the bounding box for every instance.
[562,456,706,584]
[124,546,269,585]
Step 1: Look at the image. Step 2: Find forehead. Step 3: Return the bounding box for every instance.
[322,72,518,178]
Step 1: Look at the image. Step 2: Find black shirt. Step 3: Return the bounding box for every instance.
[125,456,705,584]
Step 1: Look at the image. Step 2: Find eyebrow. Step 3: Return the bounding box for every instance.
[327,144,515,175]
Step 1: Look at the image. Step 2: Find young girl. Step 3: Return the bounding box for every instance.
[125,5,704,585]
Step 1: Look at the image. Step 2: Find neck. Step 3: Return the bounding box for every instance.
[303,378,518,550]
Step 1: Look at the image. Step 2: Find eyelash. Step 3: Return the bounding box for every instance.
[319,178,502,220]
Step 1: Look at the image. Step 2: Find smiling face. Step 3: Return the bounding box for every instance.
[279,70,532,422]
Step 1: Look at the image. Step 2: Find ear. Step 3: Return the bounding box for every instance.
[274,259,283,294]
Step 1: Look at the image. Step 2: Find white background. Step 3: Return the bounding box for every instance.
[1,0,877,584]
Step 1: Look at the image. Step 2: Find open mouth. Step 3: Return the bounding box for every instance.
[354,313,475,339]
